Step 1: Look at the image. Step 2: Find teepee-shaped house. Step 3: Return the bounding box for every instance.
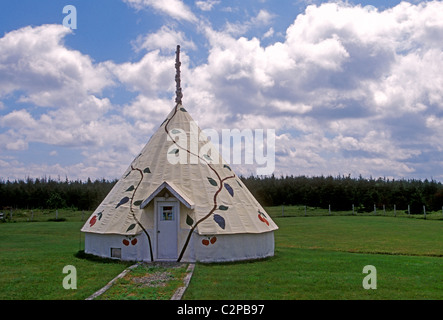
[81,46,278,262]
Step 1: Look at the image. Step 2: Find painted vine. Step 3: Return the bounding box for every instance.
[164,103,237,262]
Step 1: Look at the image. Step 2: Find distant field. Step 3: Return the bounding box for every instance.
[0,208,442,300]
[265,204,443,220]
[0,208,90,223]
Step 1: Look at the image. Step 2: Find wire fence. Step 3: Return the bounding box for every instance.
[266,204,443,221]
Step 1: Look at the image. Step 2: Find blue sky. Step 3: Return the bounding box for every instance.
[1,0,443,181]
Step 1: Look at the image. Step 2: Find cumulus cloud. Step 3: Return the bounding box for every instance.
[106,49,177,95]
[0,25,112,107]
[132,25,197,53]
[123,0,197,22]
[222,9,276,36]
[2,1,443,181]
[195,0,220,11]
[180,1,443,179]
[0,24,138,179]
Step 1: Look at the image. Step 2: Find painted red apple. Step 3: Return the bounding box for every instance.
[89,215,97,227]
[123,239,130,246]
[202,239,210,246]
[210,236,217,244]
[131,238,138,245]
[258,212,269,226]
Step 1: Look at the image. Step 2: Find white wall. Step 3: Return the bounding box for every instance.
[84,230,275,263]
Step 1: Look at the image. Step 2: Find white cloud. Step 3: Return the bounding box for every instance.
[195,0,220,11]
[180,1,443,179]
[107,49,177,95]
[132,25,196,53]
[0,24,139,179]
[251,9,276,26]
[0,25,112,107]
[123,0,197,22]
[262,27,274,39]
[2,1,443,181]
[221,9,276,37]
[1,110,37,129]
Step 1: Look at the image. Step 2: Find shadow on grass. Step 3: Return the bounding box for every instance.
[194,255,277,268]
[74,250,134,265]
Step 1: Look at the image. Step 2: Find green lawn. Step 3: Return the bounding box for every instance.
[0,221,131,300]
[183,216,443,299]
[0,211,442,300]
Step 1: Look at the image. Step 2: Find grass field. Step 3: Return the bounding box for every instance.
[184,216,443,299]
[0,207,442,300]
[0,220,132,300]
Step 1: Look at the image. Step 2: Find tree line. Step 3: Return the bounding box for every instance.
[1,175,443,214]
[242,175,443,214]
[0,177,116,211]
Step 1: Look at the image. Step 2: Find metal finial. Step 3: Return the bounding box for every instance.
[175,45,183,105]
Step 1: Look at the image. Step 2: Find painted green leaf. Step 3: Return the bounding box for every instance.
[143,167,151,173]
[223,164,232,171]
[203,154,212,161]
[171,129,182,134]
[126,223,136,232]
[125,185,135,192]
[186,215,194,226]
[133,200,143,206]
[207,177,218,186]
[168,149,179,154]
[213,214,225,229]
[218,205,229,211]
[237,180,243,188]
[180,107,187,112]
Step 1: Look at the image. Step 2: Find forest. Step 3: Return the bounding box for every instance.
[1,175,443,214]
[0,177,116,211]
[242,175,443,214]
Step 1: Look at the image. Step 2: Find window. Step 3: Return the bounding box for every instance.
[161,206,174,221]
[111,248,121,259]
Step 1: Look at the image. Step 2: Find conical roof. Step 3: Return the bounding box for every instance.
[81,103,278,236]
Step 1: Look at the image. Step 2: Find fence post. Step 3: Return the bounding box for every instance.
[10,208,12,220]
[383,204,386,215]
[56,209,59,220]
[304,205,307,216]
[31,210,34,222]
[423,205,426,220]
[281,205,284,217]
[329,204,331,215]
[408,204,410,216]
[374,204,376,215]
[352,204,355,215]
[394,204,396,217]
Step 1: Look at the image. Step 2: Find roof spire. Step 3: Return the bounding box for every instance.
[175,45,183,105]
